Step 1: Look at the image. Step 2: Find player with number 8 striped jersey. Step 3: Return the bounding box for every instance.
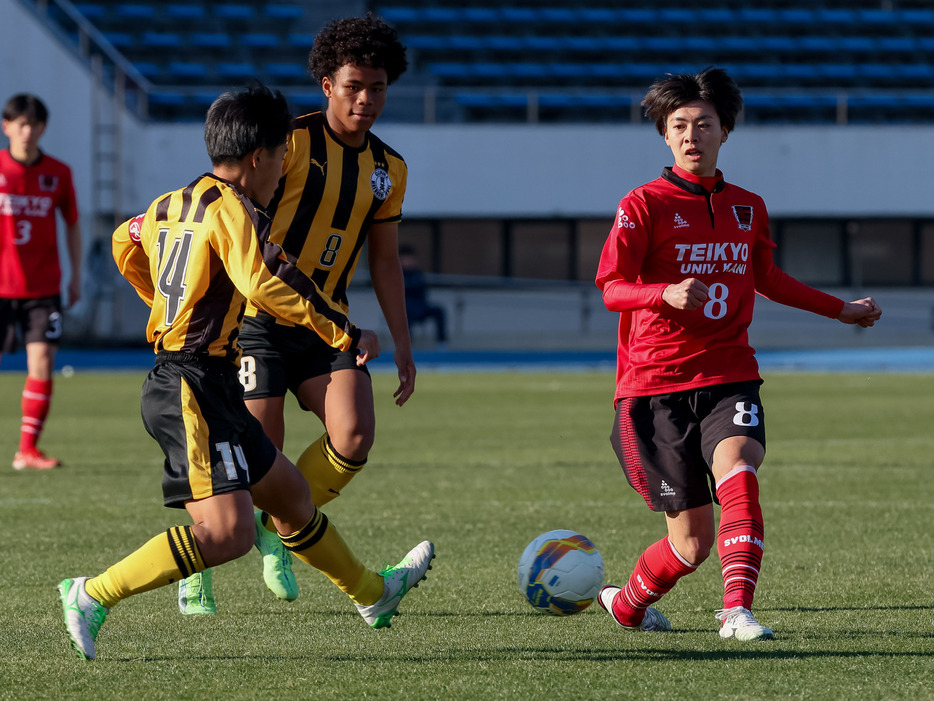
[596,164,843,401]
[245,110,406,321]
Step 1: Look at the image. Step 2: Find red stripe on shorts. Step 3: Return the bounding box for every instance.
[618,397,653,508]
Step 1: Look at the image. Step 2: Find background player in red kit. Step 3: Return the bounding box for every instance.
[0,94,82,470]
[595,68,881,641]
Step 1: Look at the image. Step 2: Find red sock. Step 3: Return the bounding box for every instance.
[613,536,696,626]
[20,377,53,452]
[716,466,765,610]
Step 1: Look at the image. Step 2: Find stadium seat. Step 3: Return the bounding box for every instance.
[189,33,232,49]
[616,8,658,24]
[461,7,499,23]
[836,37,878,53]
[737,8,777,24]
[797,36,837,53]
[115,4,155,19]
[899,9,934,25]
[165,5,206,19]
[778,8,816,24]
[217,63,256,79]
[265,5,305,21]
[577,8,618,25]
[378,7,420,24]
[167,61,207,79]
[289,34,317,48]
[454,93,529,109]
[816,8,857,25]
[420,7,461,23]
[214,5,255,20]
[877,37,917,53]
[499,7,538,23]
[265,63,309,80]
[857,9,897,25]
[241,34,280,48]
[539,8,577,23]
[141,32,182,48]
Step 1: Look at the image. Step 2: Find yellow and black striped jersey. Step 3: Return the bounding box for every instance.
[246,111,407,320]
[112,173,359,363]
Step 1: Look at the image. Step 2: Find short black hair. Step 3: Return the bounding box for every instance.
[2,94,49,124]
[642,67,744,135]
[308,14,408,84]
[204,83,291,165]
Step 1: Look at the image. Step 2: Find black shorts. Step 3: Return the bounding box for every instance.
[610,381,766,512]
[238,311,369,409]
[0,295,63,354]
[141,351,278,508]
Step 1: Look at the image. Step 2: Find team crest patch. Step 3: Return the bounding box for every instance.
[370,168,392,200]
[732,205,753,231]
[39,175,58,192]
[128,213,146,244]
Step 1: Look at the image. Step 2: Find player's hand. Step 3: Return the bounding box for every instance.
[355,329,381,365]
[66,278,81,308]
[837,297,882,328]
[663,278,709,310]
[393,347,416,406]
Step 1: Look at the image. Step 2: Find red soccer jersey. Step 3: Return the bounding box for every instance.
[0,149,79,298]
[596,165,844,401]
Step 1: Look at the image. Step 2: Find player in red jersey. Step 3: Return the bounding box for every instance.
[594,68,881,641]
[0,94,81,470]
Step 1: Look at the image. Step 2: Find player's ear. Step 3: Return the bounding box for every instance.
[720,128,729,144]
[249,147,264,170]
[321,75,334,98]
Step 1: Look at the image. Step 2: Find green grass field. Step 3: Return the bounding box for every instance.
[0,369,932,700]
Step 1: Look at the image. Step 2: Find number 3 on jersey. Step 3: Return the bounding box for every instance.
[156,228,194,325]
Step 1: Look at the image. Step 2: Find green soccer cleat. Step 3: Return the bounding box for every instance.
[58,577,108,660]
[355,540,435,629]
[178,569,217,615]
[254,511,298,601]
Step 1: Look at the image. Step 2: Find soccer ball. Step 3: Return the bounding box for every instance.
[517,530,604,616]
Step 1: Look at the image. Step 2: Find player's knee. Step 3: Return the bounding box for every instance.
[675,535,713,566]
[196,520,255,565]
[330,425,373,461]
[226,519,258,559]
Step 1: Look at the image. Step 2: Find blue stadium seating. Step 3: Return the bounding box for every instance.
[46,0,934,123]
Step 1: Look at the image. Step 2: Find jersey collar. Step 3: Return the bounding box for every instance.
[662,165,725,195]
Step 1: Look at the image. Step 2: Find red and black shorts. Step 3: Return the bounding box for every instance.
[141,351,278,508]
[0,295,63,354]
[610,381,766,512]
[237,311,368,410]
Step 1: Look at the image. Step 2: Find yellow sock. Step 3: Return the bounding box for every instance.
[296,433,364,507]
[280,510,383,606]
[84,526,206,609]
[256,435,366,533]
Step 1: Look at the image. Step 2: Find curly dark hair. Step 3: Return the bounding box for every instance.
[308,14,408,84]
[642,67,744,135]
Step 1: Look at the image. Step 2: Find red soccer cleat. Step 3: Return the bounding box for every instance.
[12,449,61,470]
